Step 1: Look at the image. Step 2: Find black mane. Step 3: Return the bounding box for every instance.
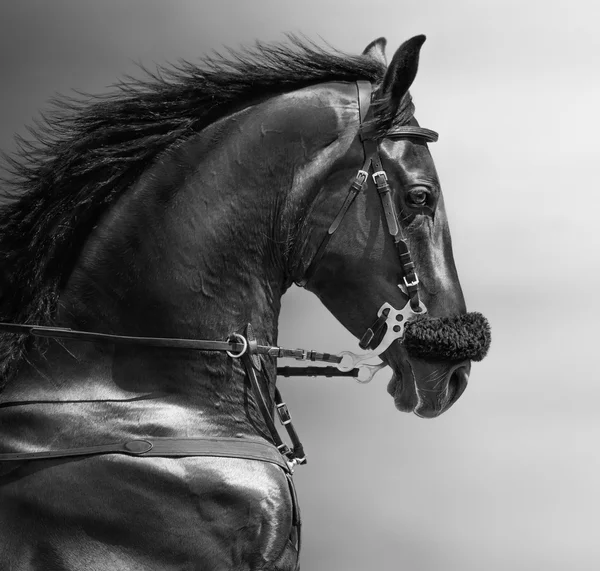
[0,36,387,384]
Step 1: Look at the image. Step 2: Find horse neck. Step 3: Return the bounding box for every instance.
[6,83,358,434]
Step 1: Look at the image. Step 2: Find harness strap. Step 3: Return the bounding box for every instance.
[274,387,306,464]
[240,351,306,466]
[0,436,291,472]
[0,322,345,369]
[0,322,249,353]
[242,353,294,461]
[277,366,358,377]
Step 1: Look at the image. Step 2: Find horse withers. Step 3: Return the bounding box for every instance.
[0,35,489,570]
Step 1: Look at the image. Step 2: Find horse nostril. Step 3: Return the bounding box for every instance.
[447,363,470,402]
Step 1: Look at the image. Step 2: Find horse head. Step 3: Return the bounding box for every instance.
[292,36,489,417]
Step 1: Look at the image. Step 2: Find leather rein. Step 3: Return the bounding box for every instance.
[0,81,438,471]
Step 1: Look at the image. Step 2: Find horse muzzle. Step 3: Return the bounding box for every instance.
[377,304,490,416]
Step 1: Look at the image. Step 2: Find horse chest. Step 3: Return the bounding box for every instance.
[0,454,298,570]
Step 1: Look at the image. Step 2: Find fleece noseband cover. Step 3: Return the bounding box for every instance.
[403,312,491,362]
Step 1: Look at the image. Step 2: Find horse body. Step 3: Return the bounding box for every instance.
[1,80,343,571]
[0,37,488,569]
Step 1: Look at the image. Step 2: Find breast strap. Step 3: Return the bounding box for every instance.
[0,436,291,472]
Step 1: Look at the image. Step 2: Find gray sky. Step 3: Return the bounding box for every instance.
[1,1,598,569]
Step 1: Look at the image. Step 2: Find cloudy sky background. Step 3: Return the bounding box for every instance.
[1,1,599,569]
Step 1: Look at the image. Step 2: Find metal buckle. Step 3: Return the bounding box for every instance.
[276,402,292,425]
[356,169,368,186]
[403,274,419,288]
[277,443,292,457]
[226,333,248,359]
[294,349,307,361]
[372,170,388,185]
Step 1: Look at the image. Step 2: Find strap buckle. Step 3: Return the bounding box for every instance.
[372,170,388,186]
[355,169,369,186]
[403,274,419,288]
[294,349,307,361]
[276,402,292,425]
[350,170,369,193]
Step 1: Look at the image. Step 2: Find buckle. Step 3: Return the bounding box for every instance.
[277,443,292,457]
[356,169,368,185]
[294,349,307,361]
[351,170,369,192]
[372,170,388,185]
[403,274,419,288]
[276,402,292,425]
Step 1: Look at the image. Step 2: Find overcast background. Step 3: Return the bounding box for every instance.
[1,1,598,570]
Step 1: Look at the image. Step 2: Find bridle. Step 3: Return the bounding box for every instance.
[0,81,439,471]
[297,80,438,370]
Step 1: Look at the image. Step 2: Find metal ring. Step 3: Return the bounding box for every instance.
[355,362,386,384]
[226,333,248,359]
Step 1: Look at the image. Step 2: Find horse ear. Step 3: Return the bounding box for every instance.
[379,35,426,111]
[362,37,387,66]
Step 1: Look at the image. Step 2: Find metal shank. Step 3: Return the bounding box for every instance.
[335,298,427,380]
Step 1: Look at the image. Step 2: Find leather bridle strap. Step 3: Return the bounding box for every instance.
[360,136,421,311]
[357,81,427,312]
[296,81,437,315]
[295,167,368,288]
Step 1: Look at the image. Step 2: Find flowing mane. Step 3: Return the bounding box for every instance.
[0,37,392,384]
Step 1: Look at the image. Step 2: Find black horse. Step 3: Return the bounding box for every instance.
[0,36,489,569]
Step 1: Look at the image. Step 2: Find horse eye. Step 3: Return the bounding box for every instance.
[408,189,428,206]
